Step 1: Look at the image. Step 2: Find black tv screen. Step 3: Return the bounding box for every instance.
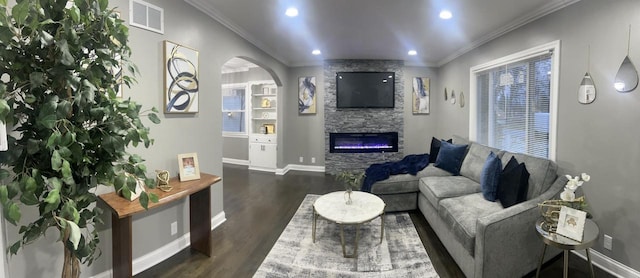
[336,72,395,108]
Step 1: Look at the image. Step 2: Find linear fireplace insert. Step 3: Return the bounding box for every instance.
[329,132,398,153]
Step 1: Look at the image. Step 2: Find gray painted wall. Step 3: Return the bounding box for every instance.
[284,66,327,166]
[2,0,288,277]
[403,66,440,155]
[436,0,640,270]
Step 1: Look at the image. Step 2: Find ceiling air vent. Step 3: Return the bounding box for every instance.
[129,0,164,34]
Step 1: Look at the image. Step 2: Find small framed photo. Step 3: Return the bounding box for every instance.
[178,153,200,181]
[556,206,587,242]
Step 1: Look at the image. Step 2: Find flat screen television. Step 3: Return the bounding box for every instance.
[336,72,395,108]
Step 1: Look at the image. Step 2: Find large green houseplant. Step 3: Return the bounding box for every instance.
[0,0,159,277]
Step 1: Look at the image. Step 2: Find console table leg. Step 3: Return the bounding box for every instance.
[587,248,595,278]
[535,243,547,278]
[112,214,132,278]
[563,250,569,278]
[190,187,211,256]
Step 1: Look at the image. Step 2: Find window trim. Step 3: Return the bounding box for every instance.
[222,82,249,136]
[469,40,560,161]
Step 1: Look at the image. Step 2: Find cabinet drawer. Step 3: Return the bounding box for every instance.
[251,136,276,143]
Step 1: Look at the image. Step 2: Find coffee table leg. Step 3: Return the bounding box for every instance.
[340,224,347,257]
[380,213,385,244]
[563,250,569,278]
[535,243,547,278]
[312,209,317,243]
[587,248,595,278]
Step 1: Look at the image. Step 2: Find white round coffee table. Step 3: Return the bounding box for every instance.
[312,191,386,258]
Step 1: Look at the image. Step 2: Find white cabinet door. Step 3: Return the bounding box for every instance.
[249,143,276,171]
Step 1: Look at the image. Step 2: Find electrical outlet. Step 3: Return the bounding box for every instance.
[311,157,316,163]
[171,221,177,236]
[604,234,613,250]
[299,156,304,163]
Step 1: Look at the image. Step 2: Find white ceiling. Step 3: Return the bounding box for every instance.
[185,0,580,67]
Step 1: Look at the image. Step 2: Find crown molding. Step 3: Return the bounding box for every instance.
[437,0,581,67]
[184,0,291,66]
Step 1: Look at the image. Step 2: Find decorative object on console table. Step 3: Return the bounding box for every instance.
[156,170,172,192]
[118,174,147,201]
[298,76,317,114]
[412,77,430,114]
[178,153,201,181]
[164,40,199,113]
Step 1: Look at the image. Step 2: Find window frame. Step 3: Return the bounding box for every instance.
[222,82,249,138]
[469,40,560,161]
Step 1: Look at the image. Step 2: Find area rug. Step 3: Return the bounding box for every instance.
[253,194,439,277]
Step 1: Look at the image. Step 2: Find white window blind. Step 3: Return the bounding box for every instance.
[222,85,247,134]
[471,42,559,159]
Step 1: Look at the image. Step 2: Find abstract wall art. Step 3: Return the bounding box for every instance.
[412,77,430,114]
[164,40,199,113]
[298,76,317,114]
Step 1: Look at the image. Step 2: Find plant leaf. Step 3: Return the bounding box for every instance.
[139,191,149,209]
[0,99,9,121]
[148,192,158,203]
[148,113,160,124]
[11,0,29,25]
[65,219,81,250]
[9,241,21,255]
[4,202,21,225]
[51,150,62,171]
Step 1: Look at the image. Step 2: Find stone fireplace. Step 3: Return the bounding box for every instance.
[324,60,404,174]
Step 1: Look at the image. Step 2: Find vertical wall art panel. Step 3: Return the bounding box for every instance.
[412,77,430,114]
[298,76,317,114]
[164,40,199,113]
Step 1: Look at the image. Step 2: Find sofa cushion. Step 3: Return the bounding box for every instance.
[434,141,468,175]
[480,152,502,202]
[460,143,504,183]
[419,176,481,210]
[501,152,557,200]
[429,137,452,163]
[438,193,504,255]
[370,165,452,194]
[497,156,530,208]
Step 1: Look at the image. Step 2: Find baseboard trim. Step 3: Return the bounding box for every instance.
[276,164,325,175]
[90,211,226,278]
[572,249,640,278]
[222,157,249,166]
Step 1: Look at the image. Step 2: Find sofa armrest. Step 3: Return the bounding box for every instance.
[473,175,567,278]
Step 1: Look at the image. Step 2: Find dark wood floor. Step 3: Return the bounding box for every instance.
[136,164,614,278]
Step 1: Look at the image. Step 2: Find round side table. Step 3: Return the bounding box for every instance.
[535,218,599,278]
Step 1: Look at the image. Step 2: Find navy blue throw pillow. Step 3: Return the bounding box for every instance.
[497,156,530,208]
[429,137,452,163]
[480,152,502,202]
[434,140,467,175]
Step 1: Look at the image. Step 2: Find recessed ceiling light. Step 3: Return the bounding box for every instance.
[312,49,321,55]
[408,50,417,56]
[439,10,452,19]
[285,7,299,17]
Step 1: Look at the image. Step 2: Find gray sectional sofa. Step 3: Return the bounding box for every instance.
[369,136,566,277]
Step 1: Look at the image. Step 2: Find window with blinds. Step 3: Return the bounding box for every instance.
[222,85,247,134]
[470,41,559,160]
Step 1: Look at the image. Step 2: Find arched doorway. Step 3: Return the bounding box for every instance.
[220,57,281,172]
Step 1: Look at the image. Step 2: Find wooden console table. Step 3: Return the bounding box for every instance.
[99,173,221,278]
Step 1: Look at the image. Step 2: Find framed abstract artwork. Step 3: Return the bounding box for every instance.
[298,76,316,114]
[164,40,199,113]
[178,152,200,181]
[412,77,430,114]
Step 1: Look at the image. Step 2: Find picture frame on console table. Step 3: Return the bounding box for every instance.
[163,40,199,114]
[412,77,430,114]
[178,152,201,181]
[556,206,587,242]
